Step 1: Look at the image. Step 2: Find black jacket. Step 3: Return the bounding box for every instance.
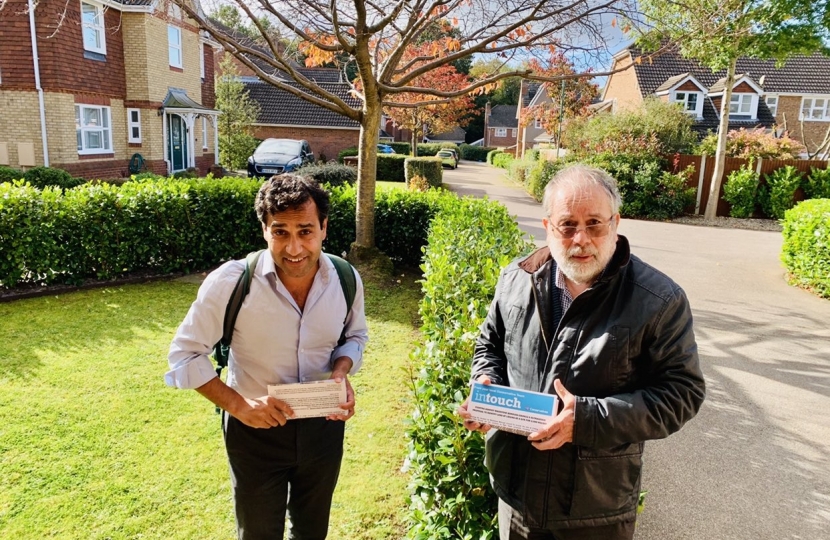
[471,236,705,529]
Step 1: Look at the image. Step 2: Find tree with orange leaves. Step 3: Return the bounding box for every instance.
[167,0,636,260]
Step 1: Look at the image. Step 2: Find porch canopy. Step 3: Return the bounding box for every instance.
[160,89,221,171]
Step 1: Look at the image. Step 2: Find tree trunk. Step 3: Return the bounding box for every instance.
[704,56,737,220]
[355,102,380,249]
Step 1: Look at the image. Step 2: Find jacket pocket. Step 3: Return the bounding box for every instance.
[568,442,643,519]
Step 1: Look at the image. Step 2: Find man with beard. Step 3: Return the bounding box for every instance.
[459,164,705,539]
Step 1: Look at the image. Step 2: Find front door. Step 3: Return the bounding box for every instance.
[168,114,188,171]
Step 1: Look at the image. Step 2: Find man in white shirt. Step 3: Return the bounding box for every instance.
[166,174,369,540]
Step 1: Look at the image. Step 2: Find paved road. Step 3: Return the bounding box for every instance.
[443,161,830,540]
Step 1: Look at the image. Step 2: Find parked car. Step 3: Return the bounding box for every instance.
[443,148,459,166]
[247,139,314,178]
[377,144,396,154]
[437,150,457,169]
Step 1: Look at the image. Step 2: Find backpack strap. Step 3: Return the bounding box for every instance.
[326,253,356,345]
[213,250,264,378]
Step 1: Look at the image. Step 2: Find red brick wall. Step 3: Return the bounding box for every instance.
[33,2,127,98]
[252,126,360,162]
[0,0,36,89]
[195,153,216,175]
[487,127,518,147]
[201,44,216,108]
[733,82,756,94]
[56,158,168,180]
[677,81,702,91]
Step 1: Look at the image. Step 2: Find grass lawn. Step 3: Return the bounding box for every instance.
[0,267,423,539]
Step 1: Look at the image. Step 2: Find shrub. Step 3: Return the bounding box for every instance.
[172,167,199,179]
[564,98,698,157]
[405,158,443,188]
[526,159,569,202]
[804,166,830,200]
[297,162,357,186]
[416,143,444,156]
[492,152,514,169]
[723,162,761,218]
[377,154,408,182]
[408,175,430,192]
[781,199,830,298]
[0,166,25,183]
[391,142,412,155]
[760,166,803,219]
[621,161,696,220]
[486,149,503,164]
[338,147,359,163]
[406,197,534,539]
[697,128,805,160]
[130,171,165,182]
[459,145,495,162]
[526,149,540,162]
[219,132,259,170]
[23,166,84,190]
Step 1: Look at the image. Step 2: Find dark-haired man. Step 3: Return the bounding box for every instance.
[459,164,705,539]
[166,173,368,539]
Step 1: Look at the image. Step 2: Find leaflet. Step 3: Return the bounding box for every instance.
[267,379,347,419]
[467,382,558,436]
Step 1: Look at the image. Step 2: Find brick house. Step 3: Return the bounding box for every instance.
[601,45,830,154]
[0,0,220,178]
[483,103,519,148]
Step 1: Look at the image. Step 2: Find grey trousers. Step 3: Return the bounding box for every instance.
[499,499,636,540]
[222,412,345,540]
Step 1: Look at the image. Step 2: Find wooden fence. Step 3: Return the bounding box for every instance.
[670,155,829,216]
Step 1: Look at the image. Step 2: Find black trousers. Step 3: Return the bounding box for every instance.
[223,412,345,540]
[499,499,636,540]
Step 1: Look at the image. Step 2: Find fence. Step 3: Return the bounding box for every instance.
[670,155,829,216]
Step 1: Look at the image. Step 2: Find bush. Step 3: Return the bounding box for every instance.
[405,158,443,188]
[408,175,430,192]
[492,152,514,169]
[391,142,411,155]
[297,162,357,187]
[697,128,805,160]
[459,145,495,162]
[564,98,698,157]
[377,154,408,182]
[804,166,830,199]
[781,199,830,298]
[416,143,444,157]
[406,197,534,539]
[219,132,259,170]
[172,167,199,179]
[0,166,25,183]
[760,166,803,219]
[723,162,761,218]
[338,147,359,163]
[130,171,165,182]
[486,149,503,165]
[526,159,569,202]
[526,149,540,162]
[621,161,696,220]
[23,166,84,190]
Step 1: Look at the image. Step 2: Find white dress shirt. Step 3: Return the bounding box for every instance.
[166,252,368,399]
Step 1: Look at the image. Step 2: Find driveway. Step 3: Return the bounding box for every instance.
[443,161,830,540]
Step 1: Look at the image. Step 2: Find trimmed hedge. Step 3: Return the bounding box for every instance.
[459,145,496,162]
[378,154,408,182]
[22,166,85,190]
[416,143,445,157]
[486,149,503,164]
[298,162,357,186]
[391,142,412,155]
[0,166,25,183]
[781,198,830,298]
[338,147,359,163]
[405,158,443,188]
[406,196,534,539]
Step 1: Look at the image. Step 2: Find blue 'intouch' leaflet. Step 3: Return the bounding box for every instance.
[468,382,558,436]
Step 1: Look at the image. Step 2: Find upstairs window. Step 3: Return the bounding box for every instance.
[76,104,112,154]
[673,91,700,114]
[801,97,830,121]
[766,95,778,117]
[168,25,183,68]
[495,128,507,137]
[534,118,542,129]
[729,94,755,118]
[81,1,106,55]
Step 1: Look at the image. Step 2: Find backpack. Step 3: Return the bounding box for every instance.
[212,250,357,378]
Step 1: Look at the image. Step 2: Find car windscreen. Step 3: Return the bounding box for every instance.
[256,140,302,155]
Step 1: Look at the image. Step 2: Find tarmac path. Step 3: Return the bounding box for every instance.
[442,160,830,540]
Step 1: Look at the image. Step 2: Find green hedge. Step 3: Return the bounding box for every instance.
[391,142,412,155]
[416,143,445,157]
[405,158,443,188]
[406,197,534,539]
[781,198,830,298]
[492,152,514,170]
[486,149,503,165]
[298,162,357,187]
[0,166,25,183]
[378,154,408,182]
[338,147,359,163]
[459,145,495,162]
[723,163,760,218]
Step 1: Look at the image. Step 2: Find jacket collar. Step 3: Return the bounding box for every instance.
[518,235,632,279]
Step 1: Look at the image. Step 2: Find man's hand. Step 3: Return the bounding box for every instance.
[236,396,295,429]
[528,379,576,450]
[328,356,355,421]
[458,374,493,434]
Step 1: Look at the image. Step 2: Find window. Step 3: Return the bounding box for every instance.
[766,96,778,117]
[168,25,182,68]
[801,97,830,121]
[81,1,106,55]
[127,109,141,143]
[673,91,700,114]
[729,94,754,116]
[75,104,112,154]
[534,118,542,129]
[202,117,208,149]
[200,45,205,79]
[511,128,517,137]
[495,128,507,137]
